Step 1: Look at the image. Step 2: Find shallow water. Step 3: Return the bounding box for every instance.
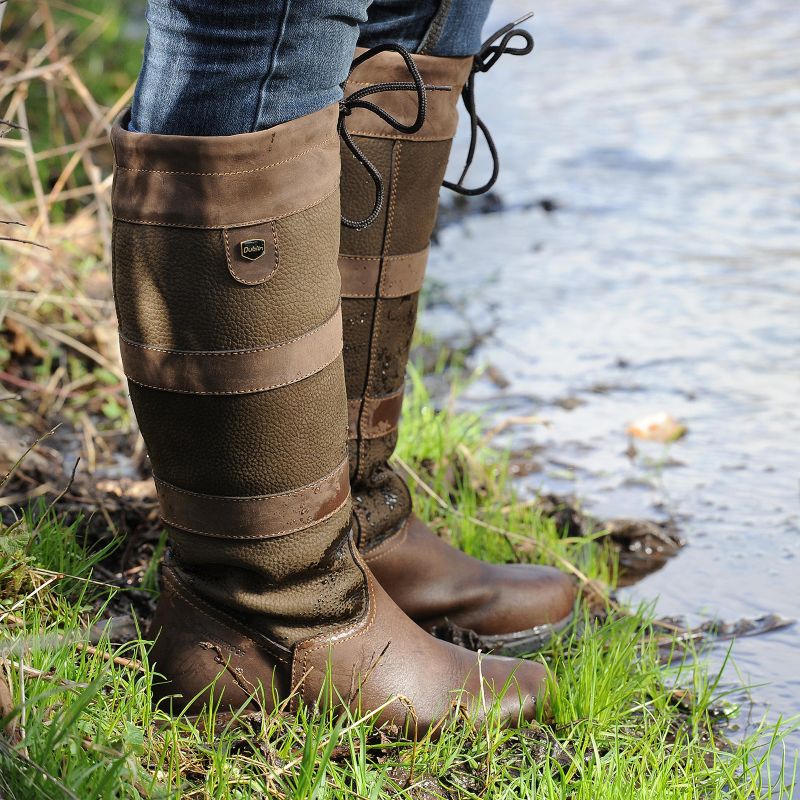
[427,0,800,772]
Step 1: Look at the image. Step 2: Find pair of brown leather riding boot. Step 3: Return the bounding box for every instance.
[110,44,576,736]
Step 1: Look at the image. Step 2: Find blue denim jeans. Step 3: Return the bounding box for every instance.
[131,0,492,135]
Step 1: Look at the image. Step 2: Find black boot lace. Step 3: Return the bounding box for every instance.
[339,44,449,230]
[443,13,534,197]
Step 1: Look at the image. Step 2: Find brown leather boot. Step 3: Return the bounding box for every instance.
[339,44,577,657]
[111,99,546,734]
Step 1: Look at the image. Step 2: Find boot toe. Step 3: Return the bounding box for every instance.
[480,654,549,724]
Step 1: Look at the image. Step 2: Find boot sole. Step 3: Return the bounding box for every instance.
[431,611,575,657]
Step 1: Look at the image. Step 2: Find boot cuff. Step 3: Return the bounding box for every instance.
[345,49,472,141]
[110,104,340,228]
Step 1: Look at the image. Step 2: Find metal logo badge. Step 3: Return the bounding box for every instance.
[239,238,266,261]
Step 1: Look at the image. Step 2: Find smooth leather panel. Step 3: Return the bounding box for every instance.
[364,515,577,636]
[120,304,343,395]
[344,49,472,142]
[338,247,428,299]
[148,565,291,715]
[155,458,350,539]
[347,389,404,440]
[111,106,340,228]
[294,551,546,734]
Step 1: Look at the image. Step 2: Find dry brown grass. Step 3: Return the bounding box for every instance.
[0,2,153,521]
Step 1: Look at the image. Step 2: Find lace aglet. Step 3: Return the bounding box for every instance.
[483,12,535,48]
[425,84,452,93]
[511,11,535,27]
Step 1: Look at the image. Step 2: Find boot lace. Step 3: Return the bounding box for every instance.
[443,13,535,197]
[339,44,449,230]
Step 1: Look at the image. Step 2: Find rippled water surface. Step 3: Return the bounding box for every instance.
[427,0,800,766]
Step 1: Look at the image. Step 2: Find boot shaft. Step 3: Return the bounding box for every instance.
[111,106,367,649]
[339,51,471,550]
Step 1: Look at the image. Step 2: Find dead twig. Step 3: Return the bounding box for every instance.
[72,642,144,673]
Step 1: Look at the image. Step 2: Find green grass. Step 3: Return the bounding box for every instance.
[2,4,797,794]
[0,372,796,799]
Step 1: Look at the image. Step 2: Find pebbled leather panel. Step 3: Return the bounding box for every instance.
[351,434,412,549]
[384,139,453,257]
[128,355,349,497]
[113,192,341,351]
[365,294,419,397]
[341,297,375,400]
[339,138,394,257]
[170,502,367,647]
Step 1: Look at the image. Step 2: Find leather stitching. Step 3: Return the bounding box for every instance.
[120,304,340,356]
[297,544,378,673]
[125,347,339,396]
[361,518,411,563]
[380,142,402,295]
[113,185,337,230]
[114,133,337,176]
[344,130,453,143]
[155,458,348,502]
[356,140,399,482]
[356,422,398,440]
[357,388,404,440]
[160,494,350,540]
[291,538,376,696]
[338,248,429,262]
[339,248,429,298]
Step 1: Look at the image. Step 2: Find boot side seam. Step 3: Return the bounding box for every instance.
[357,141,401,473]
[293,540,377,688]
[164,568,291,667]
